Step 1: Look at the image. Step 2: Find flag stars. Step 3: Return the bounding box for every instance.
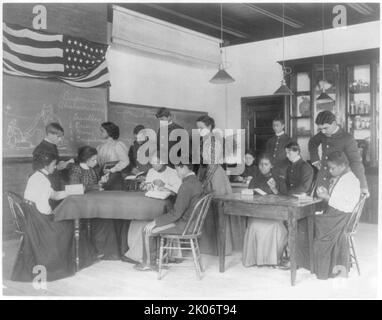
[65,48,69,52]
[68,39,72,44]
[71,49,75,53]
[85,45,88,49]
[74,40,77,45]
[79,43,82,47]
[68,57,71,61]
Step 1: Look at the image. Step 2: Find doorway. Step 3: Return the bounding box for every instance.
[241,96,287,159]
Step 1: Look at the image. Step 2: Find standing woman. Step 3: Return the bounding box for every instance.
[12,152,96,282]
[97,122,129,190]
[97,122,130,256]
[69,146,120,260]
[196,115,245,255]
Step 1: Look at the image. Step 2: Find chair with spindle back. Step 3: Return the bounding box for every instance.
[157,193,213,280]
[345,194,367,276]
[6,191,27,270]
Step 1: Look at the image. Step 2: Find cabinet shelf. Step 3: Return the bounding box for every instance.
[290,116,311,119]
[347,113,370,117]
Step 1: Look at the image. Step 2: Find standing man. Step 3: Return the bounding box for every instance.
[156,108,185,168]
[309,111,369,196]
[266,117,292,172]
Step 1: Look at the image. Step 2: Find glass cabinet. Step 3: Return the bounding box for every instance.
[284,49,379,168]
[346,64,372,166]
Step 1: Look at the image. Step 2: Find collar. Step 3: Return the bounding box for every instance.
[291,156,302,164]
[183,172,196,181]
[40,169,50,175]
[80,163,90,170]
[276,131,285,137]
[44,138,56,145]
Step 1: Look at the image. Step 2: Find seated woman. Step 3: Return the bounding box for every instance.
[12,152,96,282]
[69,146,120,260]
[242,153,288,267]
[230,150,258,184]
[297,151,361,280]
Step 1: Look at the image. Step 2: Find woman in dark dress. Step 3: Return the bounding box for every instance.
[230,150,258,183]
[242,153,288,267]
[12,152,96,282]
[69,146,120,260]
[196,115,245,255]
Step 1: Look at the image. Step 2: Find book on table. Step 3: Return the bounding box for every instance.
[145,190,172,199]
[65,184,84,195]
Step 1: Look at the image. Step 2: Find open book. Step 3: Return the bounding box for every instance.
[145,190,172,200]
[124,171,145,180]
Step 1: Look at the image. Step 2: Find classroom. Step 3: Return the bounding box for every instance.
[1,1,380,300]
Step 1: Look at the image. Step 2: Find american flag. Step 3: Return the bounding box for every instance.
[3,23,110,88]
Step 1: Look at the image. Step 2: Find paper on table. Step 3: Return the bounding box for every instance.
[241,189,254,195]
[65,184,84,195]
[253,188,267,196]
[145,190,172,199]
[292,193,313,201]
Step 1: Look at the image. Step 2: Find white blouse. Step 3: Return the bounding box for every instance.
[328,171,361,213]
[97,138,129,172]
[145,166,182,193]
[24,170,53,215]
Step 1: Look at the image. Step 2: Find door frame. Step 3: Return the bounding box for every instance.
[241,95,289,151]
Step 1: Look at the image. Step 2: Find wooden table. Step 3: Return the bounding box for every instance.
[214,193,322,286]
[54,191,170,271]
[230,182,249,193]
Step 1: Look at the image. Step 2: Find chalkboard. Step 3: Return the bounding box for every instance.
[108,102,207,149]
[3,74,108,158]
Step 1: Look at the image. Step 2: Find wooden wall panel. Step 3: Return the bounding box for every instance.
[3,3,108,44]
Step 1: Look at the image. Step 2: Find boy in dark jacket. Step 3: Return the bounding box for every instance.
[135,162,203,271]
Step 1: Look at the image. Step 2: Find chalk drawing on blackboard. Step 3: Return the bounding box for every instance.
[6,119,34,150]
[4,104,66,152]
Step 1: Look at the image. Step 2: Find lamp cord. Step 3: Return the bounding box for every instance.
[322,3,325,84]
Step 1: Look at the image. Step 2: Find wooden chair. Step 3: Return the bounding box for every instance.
[157,193,213,280]
[345,194,367,276]
[6,191,28,269]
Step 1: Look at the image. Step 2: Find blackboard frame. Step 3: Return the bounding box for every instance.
[109,101,208,117]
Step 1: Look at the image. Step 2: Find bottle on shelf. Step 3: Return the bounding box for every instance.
[350,101,356,114]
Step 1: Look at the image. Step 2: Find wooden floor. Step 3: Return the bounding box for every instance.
[2,223,379,299]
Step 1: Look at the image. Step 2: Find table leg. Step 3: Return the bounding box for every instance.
[287,209,297,286]
[307,209,315,274]
[74,219,80,272]
[217,201,227,273]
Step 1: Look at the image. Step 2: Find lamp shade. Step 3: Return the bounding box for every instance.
[274,80,293,96]
[316,91,334,103]
[209,66,235,84]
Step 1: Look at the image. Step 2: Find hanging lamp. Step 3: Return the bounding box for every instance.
[274,3,293,96]
[209,3,235,84]
[317,3,334,103]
